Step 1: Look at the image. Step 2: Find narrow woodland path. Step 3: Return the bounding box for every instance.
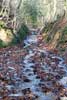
[0,33,67,100]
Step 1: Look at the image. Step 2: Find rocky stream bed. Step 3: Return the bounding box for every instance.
[0,33,67,100]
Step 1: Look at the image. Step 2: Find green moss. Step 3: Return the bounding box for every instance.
[59,36,65,43]
[0,40,3,47]
[60,48,65,52]
[0,20,5,30]
[0,40,7,48]
[63,26,67,35]
[9,38,18,46]
[46,36,51,42]
[43,22,54,33]
[17,24,29,41]
[59,26,67,44]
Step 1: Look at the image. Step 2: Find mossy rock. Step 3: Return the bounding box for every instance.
[0,28,14,47]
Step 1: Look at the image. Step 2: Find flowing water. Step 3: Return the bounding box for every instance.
[0,32,67,100]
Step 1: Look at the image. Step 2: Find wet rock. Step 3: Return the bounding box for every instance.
[23,77,31,83]
[59,77,67,88]
[41,86,51,93]
[22,88,31,94]
[36,75,40,79]
[60,97,67,100]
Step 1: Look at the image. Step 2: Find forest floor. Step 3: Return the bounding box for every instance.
[0,34,67,100]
